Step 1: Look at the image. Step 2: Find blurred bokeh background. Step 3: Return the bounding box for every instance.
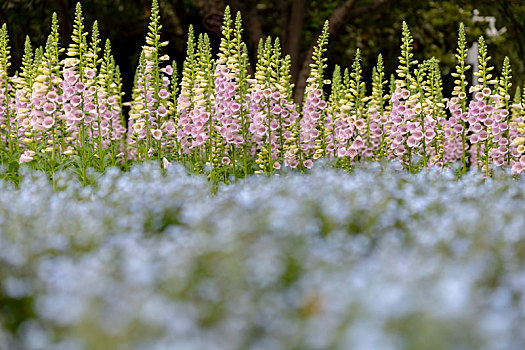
[1,0,524,100]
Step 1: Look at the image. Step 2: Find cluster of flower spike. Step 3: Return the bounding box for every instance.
[1,2,525,179]
[0,8,125,173]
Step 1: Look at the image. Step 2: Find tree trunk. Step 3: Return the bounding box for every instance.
[293,0,357,103]
[279,0,290,50]
[285,0,309,83]
[293,0,393,103]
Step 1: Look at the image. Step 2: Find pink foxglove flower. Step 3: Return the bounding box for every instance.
[19,150,36,164]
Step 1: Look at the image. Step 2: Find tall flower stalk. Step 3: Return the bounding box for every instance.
[1,2,525,181]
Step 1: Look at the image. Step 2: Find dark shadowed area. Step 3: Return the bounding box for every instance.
[1,0,525,102]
